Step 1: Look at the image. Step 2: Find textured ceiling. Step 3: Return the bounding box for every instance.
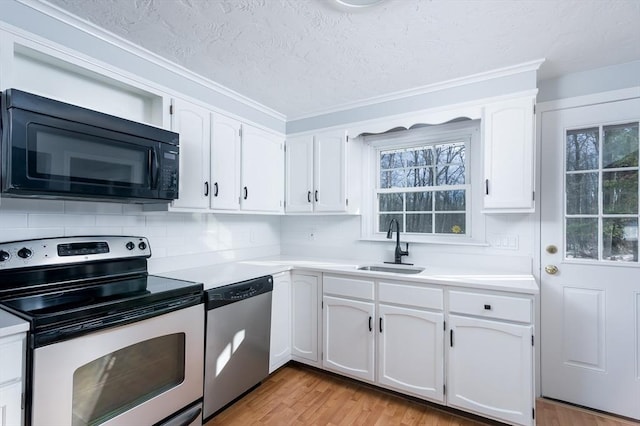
[43,0,640,118]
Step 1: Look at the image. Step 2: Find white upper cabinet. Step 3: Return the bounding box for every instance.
[241,125,284,213]
[170,98,211,210]
[210,112,241,211]
[285,135,314,212]
[286,130,348,213]
[482,96,535,212]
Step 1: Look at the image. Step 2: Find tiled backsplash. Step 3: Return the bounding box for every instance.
[0,197,281,273]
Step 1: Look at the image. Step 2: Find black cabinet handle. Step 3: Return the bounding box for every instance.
[307,191,312,203]
[243,186,248,200]
[379,317,383,333]
[315,190,319,202]
[368,316,372,332]
[485,179,489,195]
[484,304,492,310]
[204,181,209,196]
[450,329,454,347]
[213,182,219,197]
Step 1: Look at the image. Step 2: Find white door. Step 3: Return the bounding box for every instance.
[323,295,375,381]
[241,125,284,212]
[170,98,210,210]
[540,98,640,420]
[210,112,241,211]
[285,135,314,213]
[314,130,347,212]
[378,304,444,402]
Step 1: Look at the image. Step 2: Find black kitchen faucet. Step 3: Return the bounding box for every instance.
[384,218,411,265]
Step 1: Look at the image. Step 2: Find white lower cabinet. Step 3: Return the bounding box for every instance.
[269,272,291,373]
[447,289,534,426]
[323,296,375,381]
[0,332,25,426]
[378,304,444,402]
[322,275,445,403]
[291,272,320,365]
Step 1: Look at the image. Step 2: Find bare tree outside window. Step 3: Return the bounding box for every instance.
[378,141,468,235]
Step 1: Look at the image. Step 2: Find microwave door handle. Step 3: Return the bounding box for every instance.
[150,149,160,189]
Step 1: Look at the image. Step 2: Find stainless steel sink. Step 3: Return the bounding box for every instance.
[357,265,425,274]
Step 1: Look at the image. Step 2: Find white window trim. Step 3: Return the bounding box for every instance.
[360,120,487,246]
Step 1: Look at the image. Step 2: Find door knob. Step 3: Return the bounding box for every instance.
[545,265,559,275]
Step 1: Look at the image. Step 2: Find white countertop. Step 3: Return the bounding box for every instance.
[159,255,538,295]
[0,309,29,337]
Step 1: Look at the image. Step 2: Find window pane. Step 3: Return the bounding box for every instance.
[380,169,407,188]
[406,192,432,211]
[566,172,598,215]
[379,193,403,212]
[407,167,433,187]
[603,170,638,214]
[603,123,639,169]
[380,151,404,169]
[434,213,465,234]
[379,214,403,233]
[406,213,433,233]
[436,164,465,185]
[603,218,638,262]
[566,128,599,171]
[435,190,465,211]
[434,143,465,166]
[566,218,598,259]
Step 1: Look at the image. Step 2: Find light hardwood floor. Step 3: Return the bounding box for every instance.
[205,363,639,426]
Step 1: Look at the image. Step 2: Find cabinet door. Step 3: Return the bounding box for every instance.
[241,125,284,212]
[323,296,375,381]
[291,274,319,363]
[210,112,241,211]
[285,135,314,213]
[0,381,22,426]
[378,304,444,402]
[170,98,211,210]
[314,130,347,212]
[448,315,534,426]
[483,96,535,212]
[269,272,292,373]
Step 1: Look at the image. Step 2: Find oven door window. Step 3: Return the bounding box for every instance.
[72,333,185,426]
[28,124,151,188]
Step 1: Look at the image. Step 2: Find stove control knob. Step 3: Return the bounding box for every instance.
[138,241,147,250]
[0,250,10,261]
[126,241,135,251]
[17,248,32,259]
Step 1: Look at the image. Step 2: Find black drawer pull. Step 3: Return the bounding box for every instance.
[484,304,492,310]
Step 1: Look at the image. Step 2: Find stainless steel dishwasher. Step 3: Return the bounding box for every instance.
[203,275,273,420]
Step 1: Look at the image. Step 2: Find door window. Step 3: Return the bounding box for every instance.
[72,333,185,426]
[565,122,639,262]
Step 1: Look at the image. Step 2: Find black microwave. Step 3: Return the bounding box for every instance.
[0,89,179,203]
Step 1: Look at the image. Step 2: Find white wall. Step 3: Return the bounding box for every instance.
[0,198,281,274]
[280,214,534,274]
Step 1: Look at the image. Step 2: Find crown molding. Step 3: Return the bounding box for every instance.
[288,59,545,121]
[17,0,286,121]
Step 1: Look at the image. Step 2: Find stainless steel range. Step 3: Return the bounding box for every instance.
[0,236,204,426]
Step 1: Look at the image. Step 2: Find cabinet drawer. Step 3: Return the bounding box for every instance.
[323,275,374,300]
[379,282,443,310]
[448,291,531,323]
[0,334,24,385]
